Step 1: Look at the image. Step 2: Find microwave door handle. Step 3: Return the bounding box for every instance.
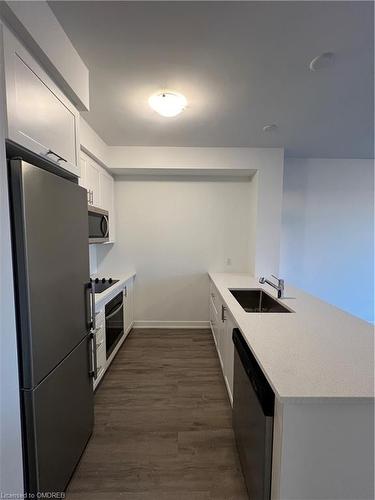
[100,215,109,238]
[103,215,109,238]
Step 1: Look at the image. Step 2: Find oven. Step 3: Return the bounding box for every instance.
[105,291,124,359]
[88,206,109,243]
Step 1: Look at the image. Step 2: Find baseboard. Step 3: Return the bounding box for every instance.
[132,320,210,329]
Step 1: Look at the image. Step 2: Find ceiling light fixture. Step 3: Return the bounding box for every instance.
[309,52,335,72]
[148,90,187,117]
[263,124,278,132]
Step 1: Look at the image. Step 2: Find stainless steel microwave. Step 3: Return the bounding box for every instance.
[88,206,109,243]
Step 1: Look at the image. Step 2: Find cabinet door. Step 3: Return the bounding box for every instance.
[129,278,134,326]
[209,295,219,346]
[123,278,134,335]
[217,304,225,368]
[100,171,115,242]
[100,173,112,212]
[85,158,101,207]
[3,28,80,177]
[223,315,235,405]
[79,152,90,204]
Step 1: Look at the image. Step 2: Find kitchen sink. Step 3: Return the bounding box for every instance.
[229,288,293,313]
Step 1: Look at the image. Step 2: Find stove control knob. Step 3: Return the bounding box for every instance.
[102,278,106,283]
[95,278,99,284]
[108,278,113,283]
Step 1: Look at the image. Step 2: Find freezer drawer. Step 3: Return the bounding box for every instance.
[22,336,94,494]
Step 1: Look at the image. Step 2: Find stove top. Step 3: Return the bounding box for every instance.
[90,277,119,294]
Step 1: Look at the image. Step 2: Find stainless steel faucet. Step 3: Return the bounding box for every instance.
[259,275,285,299]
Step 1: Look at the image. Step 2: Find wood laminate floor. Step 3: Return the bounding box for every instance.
[66,329,248,500]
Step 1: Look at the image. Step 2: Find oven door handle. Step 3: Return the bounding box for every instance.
[106,302,123,320]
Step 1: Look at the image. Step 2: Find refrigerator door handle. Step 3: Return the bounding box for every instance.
[85,281,96,330]
[89,331,98,379]
[90,282,96,331]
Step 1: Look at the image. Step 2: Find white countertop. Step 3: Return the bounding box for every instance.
[92,271,136,310]
[209,272,374,402]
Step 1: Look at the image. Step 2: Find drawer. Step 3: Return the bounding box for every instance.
[95,310,105,329]
[210,295,218,317]
[209,299,219,341]
[95,325,105,350]
[95,343,106,380]
[210,282,220,311]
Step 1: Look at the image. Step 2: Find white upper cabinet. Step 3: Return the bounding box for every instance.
[80,150,116,243]
[3,28,80,177]
[100,171,112,213]
[85,155,101,207]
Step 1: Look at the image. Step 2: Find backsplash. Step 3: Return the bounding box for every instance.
[89,245,97,276]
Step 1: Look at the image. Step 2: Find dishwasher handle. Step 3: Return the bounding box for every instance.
[233,328,275,417]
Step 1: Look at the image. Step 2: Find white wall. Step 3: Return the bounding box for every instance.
[280,158,374,323]
[89,245,98,276]
[107,146,284,277]
[0,23,24,496]
[96,176,254,324]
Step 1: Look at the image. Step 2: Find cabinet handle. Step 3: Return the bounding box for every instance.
[46,149,67,163]
[124,286,127,297]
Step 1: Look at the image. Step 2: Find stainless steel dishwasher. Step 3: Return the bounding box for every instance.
[232,328,275,500]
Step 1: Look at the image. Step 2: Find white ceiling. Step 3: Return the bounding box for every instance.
[49,1,374,158]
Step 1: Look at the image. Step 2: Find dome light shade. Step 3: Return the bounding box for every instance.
[148,91,187,117]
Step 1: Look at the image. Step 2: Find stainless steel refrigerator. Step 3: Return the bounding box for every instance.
[8,154,95,495]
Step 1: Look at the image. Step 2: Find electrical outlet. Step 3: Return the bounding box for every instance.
[226,257,232,266]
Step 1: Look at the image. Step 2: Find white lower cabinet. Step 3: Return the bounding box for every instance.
[209,280,235,405]
[123,276,134,335]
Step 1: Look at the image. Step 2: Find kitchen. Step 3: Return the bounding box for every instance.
[0,2,374,500]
